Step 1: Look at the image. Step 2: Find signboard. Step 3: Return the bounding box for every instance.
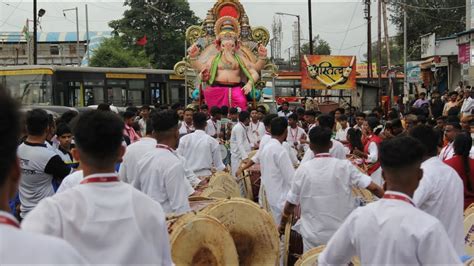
[301,55,357,90]
[356,63,378,77]
[459,43,470,64]
[420,33,436,59]
[0,69,54,76]
[406,61,422,84]
[105,73,146,79]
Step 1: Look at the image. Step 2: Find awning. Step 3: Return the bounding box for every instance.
[420,57,435,70]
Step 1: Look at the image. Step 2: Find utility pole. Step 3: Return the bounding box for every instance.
[33,0,37,65]
[382,0,393,106]
[364,0,373,83]
[377,0,382,92]
[85,4,90,63]
[308,0,313,55]
[63,7,81,65]
[403,1,408,101]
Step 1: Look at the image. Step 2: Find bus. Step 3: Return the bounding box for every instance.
[0,65,186,107]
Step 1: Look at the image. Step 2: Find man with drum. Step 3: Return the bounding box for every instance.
[134,110,193,215]
[178,112,226,178]
[230,111,252,178]
[248,108,265,149]
[22,110,173,264]
[318,137,460,264]
[206,106,223,139]
[279,126,384,252]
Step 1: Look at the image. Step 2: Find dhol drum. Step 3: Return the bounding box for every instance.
[243,164,261,203]
[464,213,474,256]
[167,212,239,265]
[284,205,303,266]
[348,155,376,206]
[294,246,360,266]
[188,197,280,265]
[193,171,241,199]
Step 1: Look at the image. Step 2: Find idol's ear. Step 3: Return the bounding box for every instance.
[215,39,222,51]
[235,40,241,51]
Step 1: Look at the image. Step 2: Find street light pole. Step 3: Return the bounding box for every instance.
[308,0,313,55]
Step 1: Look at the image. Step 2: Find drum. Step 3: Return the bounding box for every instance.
[352,187,375,206]
[466,204,474,217]
[189,197,280,265]
[167,212,239,265]
[193,171,241,199]
[244,164,261,203]
[219,144,229,165]
[464,213,474,256]
[284,206,303,266]
[294,246,360,266]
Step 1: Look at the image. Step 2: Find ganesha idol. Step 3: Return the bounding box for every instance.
[187,16,268,111]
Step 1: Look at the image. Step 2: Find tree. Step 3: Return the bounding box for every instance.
[90,37,151,68]
[301,35,331,55]
[363,38,403,66]
[109,0,200,69]
[389,0,465,60]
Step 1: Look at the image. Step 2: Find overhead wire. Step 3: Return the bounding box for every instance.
[338,1,359,53]
[0,0,24,28]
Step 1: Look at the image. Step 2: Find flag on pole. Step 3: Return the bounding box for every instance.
[136,35,147,46]
[22,20,30,40]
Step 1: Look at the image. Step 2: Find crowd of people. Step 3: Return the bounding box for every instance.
[1,81,474,264]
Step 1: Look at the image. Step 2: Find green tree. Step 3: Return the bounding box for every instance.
[90,37,151,68]
[301,35,332,55]
[109,0,200,69]
[389,0,465,60]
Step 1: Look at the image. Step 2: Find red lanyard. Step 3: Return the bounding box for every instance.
[0,215,19,229]
[157,144,174,152]
[185,123,193,134]
[315,153,332,159]
[250,122,260,133]
[383,193,415,206]
[290,127,298,142]
[240,122,251,143]
[211,119,217,132]
[80,176,120,185]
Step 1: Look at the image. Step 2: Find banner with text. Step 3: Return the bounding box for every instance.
[301,55,357,90]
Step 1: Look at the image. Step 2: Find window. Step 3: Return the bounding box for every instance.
[50,45,59,55]
[69,45,76,55]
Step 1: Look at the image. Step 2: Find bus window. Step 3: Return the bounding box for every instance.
[5,75,52,105]
[84,80,105,106]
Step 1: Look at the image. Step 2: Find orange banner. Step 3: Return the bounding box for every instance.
[301,55,357,90]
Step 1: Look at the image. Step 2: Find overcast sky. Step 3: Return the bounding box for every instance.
[0,0,398,60]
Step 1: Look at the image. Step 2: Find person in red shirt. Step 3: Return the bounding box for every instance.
[444,132,474,209]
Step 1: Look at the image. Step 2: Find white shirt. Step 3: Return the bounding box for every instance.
[178,130,225,177]
[57,170,84,193]
[22,173,173,265]
[138,118,147,137]
[413,157,465,255]
[134,145,192,214]
[439,142,455,161]
[0,211,87,265]
[461,97,474,115]
[252,133,272,164]
[335,127,350,142]
[119,137,157,184]
[259,138,295,224]
[301,139,347,163]
[318,191,461,265]
[248,121,265,147]
[178,121,194,136]
[283,141,299,166]
[205,118,220,138]
[230,122,251,160]
[287,154,371,248]
[278,110,293,118]
[286,126,306,148]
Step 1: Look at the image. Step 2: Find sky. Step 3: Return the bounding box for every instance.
[0,0,398,60]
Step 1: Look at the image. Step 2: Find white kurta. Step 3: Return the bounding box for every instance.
[21,174,173,265]
[286,126,306,149]
[56,170,84,193]
[335,127,349,142]
[205,118,220,138]
[1,211,87,265]
[178,130,225,177]
[366,141,383,187]
[318,192,461,265]
[413,157,465,255]
[259,138,295,224]
[134,146,192,214]
[230,122,251,176]
[247,121,265,148]
[178,122,194,136]
[251,133,271,164]
[287,154,371,251]
[439,142,455,161]
[301,139,348,163]
[119,137,157,184]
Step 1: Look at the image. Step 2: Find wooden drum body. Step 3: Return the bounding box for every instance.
[194,172,241,199]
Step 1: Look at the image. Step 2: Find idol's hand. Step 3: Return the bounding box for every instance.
[242,83,252,95]
[258,43,268,58]
[187,44,200,58]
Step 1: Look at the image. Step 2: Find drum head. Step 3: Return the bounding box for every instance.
[466,204,474,217]
[295,246,360,266]
[200,198,280,265]
[219,144,228,160]
[464,213,474,256]
[200,172,241,198]
[168,213,239,265]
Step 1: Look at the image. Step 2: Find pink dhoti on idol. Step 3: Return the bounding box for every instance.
[203,84,247,110]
